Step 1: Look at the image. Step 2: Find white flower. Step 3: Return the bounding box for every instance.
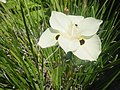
[0,0,6,3]
[37,11,103,61]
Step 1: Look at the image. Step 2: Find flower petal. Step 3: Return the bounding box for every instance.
[67,15,84,24]
[73,35,101,61]
[50,11,70,33]
[0,0,6,3]
[37,28,58,48]
[58,15,84,38]
[79,17,103,36]
[58,36,79,53]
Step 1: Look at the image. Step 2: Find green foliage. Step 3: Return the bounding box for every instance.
[0,0,119,90]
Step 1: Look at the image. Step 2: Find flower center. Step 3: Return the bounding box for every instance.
[55,35,60,40]
[79,39,85,45]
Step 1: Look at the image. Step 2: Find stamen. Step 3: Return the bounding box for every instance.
[79,39,85,45]
[55,35,60,40]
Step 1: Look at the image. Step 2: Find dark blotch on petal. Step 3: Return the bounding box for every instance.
[55,35,60,40]
[75,24,78,26]
[79,39,85,45]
